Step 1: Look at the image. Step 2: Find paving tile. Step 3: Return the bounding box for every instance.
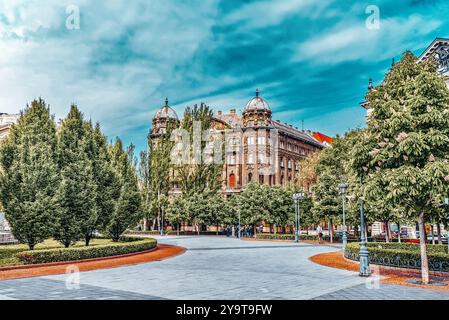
[0,236,448,300]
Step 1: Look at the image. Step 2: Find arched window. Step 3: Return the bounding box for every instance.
[229,174,236,189]
[248,172,253,183]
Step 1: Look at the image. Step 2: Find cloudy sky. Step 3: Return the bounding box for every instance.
[0,0,447,151]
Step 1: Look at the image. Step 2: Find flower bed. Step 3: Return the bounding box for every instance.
[1,237,157,266]
[344,242,449,272]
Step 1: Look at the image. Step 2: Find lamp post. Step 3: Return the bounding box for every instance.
[160,205,165,236]
[338,183,348,254]
[359,190,370,277]
[293,192,305,242]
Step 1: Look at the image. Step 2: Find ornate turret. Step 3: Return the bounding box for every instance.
[242,89,272,127]
[151,98,179,137]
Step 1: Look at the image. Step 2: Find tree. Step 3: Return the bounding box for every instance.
[234,183,270,235]
[54,105,97,248]
[350,52,449,284]
[296,151,320,193]
[176,103,223,196]
[108,139,142,241]
[90,122,118,240]
[138,150,152,231]
[165,195,189,235]
[0,99,59,250]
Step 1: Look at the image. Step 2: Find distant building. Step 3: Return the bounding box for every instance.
[418,37,449,86]
[311,132,333,146]
[150,90,325,197]
[0,113,19,141]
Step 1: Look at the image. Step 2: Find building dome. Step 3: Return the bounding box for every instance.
[153,98,178,121]
[244,89,270,112]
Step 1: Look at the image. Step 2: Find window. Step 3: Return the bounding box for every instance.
[229,174,236,189]
[259,175,264,184]
[248,172,253,182]
[248,153,254,164]
[248,136,256,145]
[258,136,266,145]
[288,160,292,170]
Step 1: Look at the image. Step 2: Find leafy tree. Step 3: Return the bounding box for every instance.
[234,183,270,234]
[90,122,118,240]
[108,139,142,241]
[0,99,59,250]
[149,116,177,230]
[176,103,223,195]
[350,52,449,284]
[165,195,189,235]
[138,150,152,230]
[54,105,97,248]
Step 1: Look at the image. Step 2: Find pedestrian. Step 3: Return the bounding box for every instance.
[317,225,323,243]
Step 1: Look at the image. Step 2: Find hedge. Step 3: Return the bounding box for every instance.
[254,233,319,241]
[16,238,157,265]
[345,242,449,272]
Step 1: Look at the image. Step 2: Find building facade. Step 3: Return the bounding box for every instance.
[0,113,19,141]
[150,90,325,197]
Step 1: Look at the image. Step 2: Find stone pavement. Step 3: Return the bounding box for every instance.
[0,236,448,300]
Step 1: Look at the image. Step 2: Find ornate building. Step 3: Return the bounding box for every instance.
[150,90,324,197]
[0,113,19,141]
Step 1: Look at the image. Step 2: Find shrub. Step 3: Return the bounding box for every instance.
[254,233,318,241]
[345,242,449,272]
[16,238,157,265]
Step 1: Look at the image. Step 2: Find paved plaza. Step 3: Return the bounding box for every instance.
[0,236,448,300]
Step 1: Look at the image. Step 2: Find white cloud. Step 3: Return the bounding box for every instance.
[294,14,442,64]
[223,0,334,29]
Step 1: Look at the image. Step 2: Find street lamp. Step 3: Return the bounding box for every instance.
[293,192,305,242]
[160,205,165,236]
[358,181,370,277]
[338,183,349,254]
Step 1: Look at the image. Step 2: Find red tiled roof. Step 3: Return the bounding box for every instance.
[312,132,333,144]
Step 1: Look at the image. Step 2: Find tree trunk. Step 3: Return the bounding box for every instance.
[329,219,334,243]
[437,224,442,245]
[385,220,390,243]
[431,224,435,245]
[216,223,219,236]
[85,234,91,247]
[418,211,430,284]
[397,222,401,243]
[274,224,277,235]
[254,225,257,239]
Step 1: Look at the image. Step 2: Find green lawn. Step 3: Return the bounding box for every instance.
[0,238,114,267]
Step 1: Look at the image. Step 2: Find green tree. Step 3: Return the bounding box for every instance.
[54,105,97,248]
[165,195,189,235]
[0,99,59,250]
[234,183,270,235]
[90,122,118,240]
[350,52,449,284]
[108,139,142,241]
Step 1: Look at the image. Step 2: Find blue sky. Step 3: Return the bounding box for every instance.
[0,0,448,151]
